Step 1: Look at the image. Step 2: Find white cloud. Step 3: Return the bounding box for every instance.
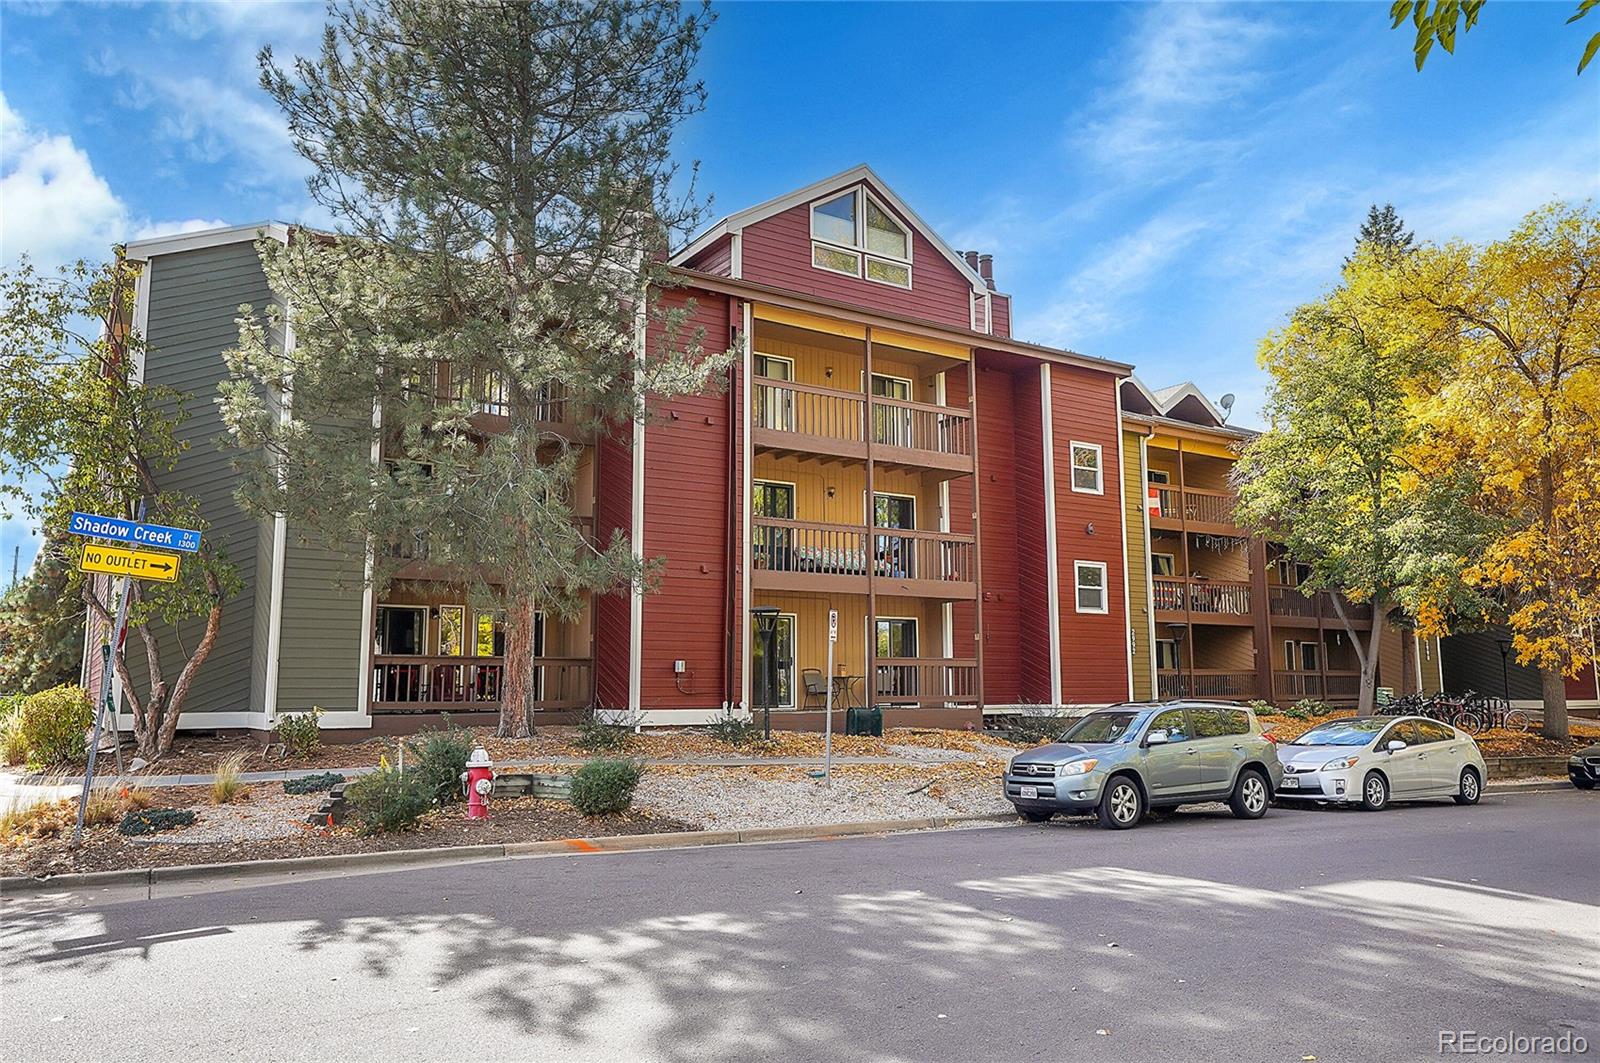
[0,91,242,269]
[0,92,126,266]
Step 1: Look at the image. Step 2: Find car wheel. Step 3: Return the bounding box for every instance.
[1360,771,1389,811]
[1573,778,1597,790]
[1017,809,1053,823]
[1452,768,1482,805]
[1228,768,1270,819]
[1097,777,1144,830]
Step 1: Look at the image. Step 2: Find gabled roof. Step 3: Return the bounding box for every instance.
[1121,376,1229,428]
[123,221,291,261]
[670,164,990,293]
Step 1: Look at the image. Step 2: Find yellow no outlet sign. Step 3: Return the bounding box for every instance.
[78,542,181,583]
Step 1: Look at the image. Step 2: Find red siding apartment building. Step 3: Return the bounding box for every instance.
[99,166,1139,737]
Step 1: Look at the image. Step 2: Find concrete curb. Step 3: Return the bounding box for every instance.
[1486,778,1573,794]
[0,813,1015,897]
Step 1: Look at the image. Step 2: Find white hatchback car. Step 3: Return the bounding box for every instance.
[1276,715,1487,810]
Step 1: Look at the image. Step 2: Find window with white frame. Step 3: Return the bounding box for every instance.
[809,187,912,288]
[1070,442,1103,494]
[1074,560,1109,613]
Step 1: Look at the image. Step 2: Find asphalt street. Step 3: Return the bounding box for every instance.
[2,789,1596,1063]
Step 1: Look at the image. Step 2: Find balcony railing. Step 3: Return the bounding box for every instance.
[1152,486,1238,526]
[431,363,573,426]
[1268,586,1375,624]
[752,381,972,465]
[1152,577,1252,616]
[752,517,976,585]
[1156,669,1259,700]
[369,655,592,712]
[873,657,979,706]
[1273,669,1361,701]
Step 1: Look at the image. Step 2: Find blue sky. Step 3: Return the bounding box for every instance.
[2,0,1597,572]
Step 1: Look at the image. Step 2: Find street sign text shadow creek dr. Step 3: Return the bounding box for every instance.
[68,511,202,553]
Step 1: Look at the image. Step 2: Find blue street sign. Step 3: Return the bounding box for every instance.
[67,511,202,553]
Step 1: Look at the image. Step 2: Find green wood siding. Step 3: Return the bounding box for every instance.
[275,540,365,713]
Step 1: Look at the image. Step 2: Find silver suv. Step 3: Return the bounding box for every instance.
[1003,702,1284,829]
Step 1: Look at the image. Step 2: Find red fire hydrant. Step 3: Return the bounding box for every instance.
[461,746,494,820]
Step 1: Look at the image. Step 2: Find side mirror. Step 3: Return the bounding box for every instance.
[1146,729,1170,746]
[1386,739,1408,753]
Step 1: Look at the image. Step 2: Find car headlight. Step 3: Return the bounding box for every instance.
[1320,756,1361,772]
[1058,759,1099,776]
[1571,756,1584,765]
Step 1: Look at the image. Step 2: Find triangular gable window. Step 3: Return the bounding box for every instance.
[809,186,912,288]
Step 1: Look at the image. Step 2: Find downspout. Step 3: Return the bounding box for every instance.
[724,295,739,710]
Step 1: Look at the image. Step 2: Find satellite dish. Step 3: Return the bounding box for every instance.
[1218,393,1235,422]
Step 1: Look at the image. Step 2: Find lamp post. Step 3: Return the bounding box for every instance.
[1495,637,1513,709]
[1167,622,1189,700]
[751,606,780,741]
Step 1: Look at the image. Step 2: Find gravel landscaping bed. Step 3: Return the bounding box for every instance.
[635,766,1012,830]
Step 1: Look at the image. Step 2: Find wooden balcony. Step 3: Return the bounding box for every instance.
[873,657,979,707]
[369,655,592,713]
[752,381,974,475]
[1273,669,1361,702]
[380,515,596,582]
[1150,486,1240,532]
[428,363,584,441]
[1267,586,1374,628]
[1157,669,1261,700]
[1152,577,1254,624]
[751,517,977,600]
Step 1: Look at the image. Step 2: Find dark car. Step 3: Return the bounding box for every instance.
[1569,744,1600,790]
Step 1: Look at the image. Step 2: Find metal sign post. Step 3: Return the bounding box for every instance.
[824,608,838,786]
[69,505,202,845]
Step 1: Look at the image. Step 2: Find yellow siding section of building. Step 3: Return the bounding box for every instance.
[1123,427,1153,700]
[751,593,942,705]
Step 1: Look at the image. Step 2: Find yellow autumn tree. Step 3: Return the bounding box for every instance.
[1403,201,1600,739]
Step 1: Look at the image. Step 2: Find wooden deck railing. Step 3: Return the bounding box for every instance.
[1156,669,1259,700]
[1152,577,1252,616]
[1273,670,1362,701]
[752,517,976,583]
[1152,486,1238,526]
[1268,586,1375,623]
[873,657,979,706]
[370,655,591,712]
[433,363,573,425]
[752,381,973,463]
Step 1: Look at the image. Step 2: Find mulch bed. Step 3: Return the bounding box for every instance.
[1,790,694,880]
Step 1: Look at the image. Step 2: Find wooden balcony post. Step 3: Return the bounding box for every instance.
[967,351,985,712]
[865,325,877,707]
[1250,536,1274,703]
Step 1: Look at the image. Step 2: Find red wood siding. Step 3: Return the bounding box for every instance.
[1050,366,1130,703]
[1012,364,1054,703]
[1568,656,1598,701]
[990,294,1012,338]
[685,233,733,277]
[639,289,736,708]
[974,362,1020,703]
[593,423,634,710]
[739,181,976,330]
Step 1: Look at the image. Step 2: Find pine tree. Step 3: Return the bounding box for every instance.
[224,0,735,736]
[0,539,84,695]
[1349,203,1415,263]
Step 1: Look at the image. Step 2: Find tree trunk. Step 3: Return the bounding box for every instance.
[1540,668,1569,740]
[500,596,537,738]
[1356,608,1385,714]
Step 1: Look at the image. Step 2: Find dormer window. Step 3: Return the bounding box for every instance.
[809,187,912,288]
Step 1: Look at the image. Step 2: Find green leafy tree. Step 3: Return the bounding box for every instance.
[0,257,240,758]
[1391,0,1599,74]
[0,538,85,695]
[1234,248,1488,713]
[224,0,734,737]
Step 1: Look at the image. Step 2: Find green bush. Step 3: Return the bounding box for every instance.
[405,723,474,805]
[17,684,94,769]
[345,764,433,834]
[283,771,346,795]
[1285,698,1330,721]
[273,708,324,757]
[0,691,26,720]
[118,807,197,836]
[702,708,759,747]
[1248,699,1277,717]
[574,708,630,754]
[1004,711,1072,746]
[570,758,643,816]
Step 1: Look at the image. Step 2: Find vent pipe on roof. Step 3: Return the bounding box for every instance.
[977,253,995,290]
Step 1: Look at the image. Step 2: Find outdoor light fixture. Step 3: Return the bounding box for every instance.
[1496,637,1514,706]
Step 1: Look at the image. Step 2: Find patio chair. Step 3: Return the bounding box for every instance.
[801,668,828,709]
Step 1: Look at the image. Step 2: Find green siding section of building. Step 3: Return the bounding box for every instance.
[1122,427,1153,701]
[135,242,275,715]
[275,540,366,713]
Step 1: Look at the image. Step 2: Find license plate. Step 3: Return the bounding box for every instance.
[1281,776,1299,788]
[1020,785,1039,800]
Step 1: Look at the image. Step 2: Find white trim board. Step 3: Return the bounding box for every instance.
[124,221,291,261]
[1039,365,1063,704]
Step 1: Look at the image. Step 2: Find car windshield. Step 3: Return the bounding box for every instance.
[1059,711,1144,745]
[1290,719,1386,747]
